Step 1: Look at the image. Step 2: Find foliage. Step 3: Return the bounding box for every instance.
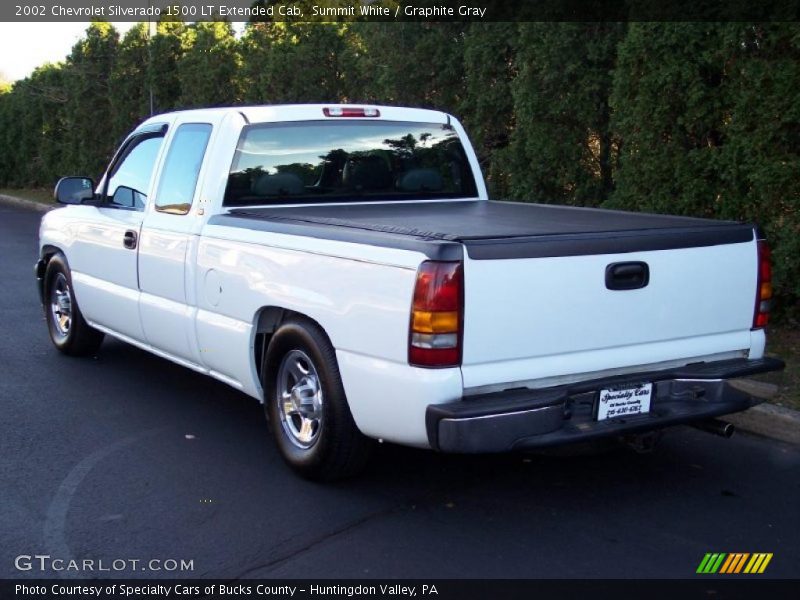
[64,21,119,179]
[459,23,518,196]
[609,23,733,217]
[178,20,241,107]
[240,22,354,103]
[149,20,187,113]
[503,23,625,206]
[348,22,466,109]
[0,21,797,313]
[110,24,151,142]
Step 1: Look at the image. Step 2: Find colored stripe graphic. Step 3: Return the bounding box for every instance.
[744,554,760,573]
[720,553,736,574]
[733,553,750,573]
[758,553,773,573]
[710,553,726,573]
[697,553,727,574]
[719,554,735,574]
[744,553,774,574]
[719,553,749,574]
[696,553,713,574]
[700,552,773,575]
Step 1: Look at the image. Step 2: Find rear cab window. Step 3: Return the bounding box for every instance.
[223,121,478,206]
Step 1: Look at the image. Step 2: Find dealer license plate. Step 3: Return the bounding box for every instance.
[597,383,653,421]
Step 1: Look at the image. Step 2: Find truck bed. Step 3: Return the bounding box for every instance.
[209,201,754,260]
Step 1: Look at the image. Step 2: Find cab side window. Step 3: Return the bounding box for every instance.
[106,135,164,210]
[155,123,213,215]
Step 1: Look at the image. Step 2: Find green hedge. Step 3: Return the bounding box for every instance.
[1,21,797,315]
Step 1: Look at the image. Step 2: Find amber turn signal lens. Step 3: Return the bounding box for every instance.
[411,310,459,334]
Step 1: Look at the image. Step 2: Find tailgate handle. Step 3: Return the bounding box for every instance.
[606,261,649,290]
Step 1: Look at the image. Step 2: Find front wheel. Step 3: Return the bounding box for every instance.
[43,253,104,356]
[264,318,372,481]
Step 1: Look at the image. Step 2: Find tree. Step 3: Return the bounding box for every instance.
[609,23,736,217]
[239,21,276,103]
[0,80,28,186]
[503,23,625,206]
[0,62,72,187]
[178,20,241,107]
[348,22,465,109]
[110,23,151,142]
[64,21,119,178]
[149,19,187,113]
[241,21,355,103]
[30,64,71,186]
[0,74,15,185]
[459,23,518,196]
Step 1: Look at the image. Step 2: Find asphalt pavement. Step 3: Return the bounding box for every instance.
[1,203,799,580]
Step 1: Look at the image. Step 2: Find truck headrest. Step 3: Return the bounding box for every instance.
[343,155,392,191]
[396,168,444,192]
[252,172,305,197]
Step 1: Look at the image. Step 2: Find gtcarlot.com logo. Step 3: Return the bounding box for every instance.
[696,552,773,574]
[15,554,194,573]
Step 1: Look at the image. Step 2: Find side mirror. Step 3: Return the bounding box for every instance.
[54,177,95,205]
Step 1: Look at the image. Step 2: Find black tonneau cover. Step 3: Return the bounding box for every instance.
[208,200,754,261]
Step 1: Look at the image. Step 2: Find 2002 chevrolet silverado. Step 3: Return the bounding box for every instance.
[36,104,784,480]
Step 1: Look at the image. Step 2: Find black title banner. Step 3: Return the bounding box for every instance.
[3,0,800,22]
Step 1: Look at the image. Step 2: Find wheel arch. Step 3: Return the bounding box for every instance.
[251,306,338,399]
[36,244,67,304]
[41,243,64,260]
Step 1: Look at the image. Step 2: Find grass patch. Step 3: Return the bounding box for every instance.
[0,188,55,205]
[764,325,800,411]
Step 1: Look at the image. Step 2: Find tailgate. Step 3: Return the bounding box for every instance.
[460,232,758,390]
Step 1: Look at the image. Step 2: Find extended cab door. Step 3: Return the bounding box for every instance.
[137,120,216,362]
[67,124,168,342]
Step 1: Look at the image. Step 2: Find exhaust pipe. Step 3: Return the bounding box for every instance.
[691,419,735,438]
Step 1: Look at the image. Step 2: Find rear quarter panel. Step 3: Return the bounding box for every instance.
[192,227,465,444]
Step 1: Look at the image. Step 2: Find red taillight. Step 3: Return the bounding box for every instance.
[409,261,463,368]
[753,240,773,328]
[323,107,380,118]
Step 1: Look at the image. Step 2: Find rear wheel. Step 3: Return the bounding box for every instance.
[44,253,104,356]
[264,318,372,481]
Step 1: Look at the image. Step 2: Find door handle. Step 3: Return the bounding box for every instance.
[606,261,649,290]
[123,230,138,250]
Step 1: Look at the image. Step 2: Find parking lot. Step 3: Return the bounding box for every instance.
[1,204,799,580]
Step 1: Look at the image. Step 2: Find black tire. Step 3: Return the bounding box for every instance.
[263,318,372,481]
[43,253,104,356]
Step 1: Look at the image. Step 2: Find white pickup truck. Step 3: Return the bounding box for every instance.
[37,104,783,480]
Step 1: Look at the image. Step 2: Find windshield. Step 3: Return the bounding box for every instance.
[223,121,478,206]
